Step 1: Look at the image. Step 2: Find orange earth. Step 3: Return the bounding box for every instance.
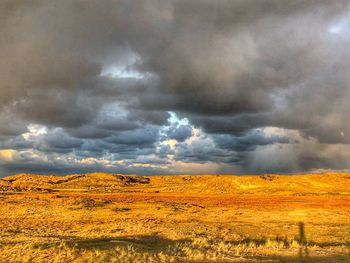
[0,172,349,262]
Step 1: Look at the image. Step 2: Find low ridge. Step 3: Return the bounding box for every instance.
[1,172,349,195]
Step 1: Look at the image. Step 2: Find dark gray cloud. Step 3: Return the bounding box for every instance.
[213,130,290,152]
[166,125,193,142]
[0,0,350,177]
[104,126,160,146]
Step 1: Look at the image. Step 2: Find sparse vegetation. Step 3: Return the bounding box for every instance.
[112,207,131,212]
[75,198,113,209]
[1,172,350,262]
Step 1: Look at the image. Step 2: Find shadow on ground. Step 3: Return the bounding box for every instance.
[64,234,190,252]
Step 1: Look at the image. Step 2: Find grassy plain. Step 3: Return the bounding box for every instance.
[0,173,350,262]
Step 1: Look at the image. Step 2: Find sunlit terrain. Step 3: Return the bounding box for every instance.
[1,173,350,262]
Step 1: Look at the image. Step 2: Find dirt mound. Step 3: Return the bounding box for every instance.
[0,179,11,186]
[0,179,13,191]
[259,174,277,181]
[112,174,150,184]
[0,173,151,192]
[48,174,86,185]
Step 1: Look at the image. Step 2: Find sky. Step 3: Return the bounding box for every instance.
[1,0,350,177]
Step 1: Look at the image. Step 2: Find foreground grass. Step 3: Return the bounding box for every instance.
[2,235,350,262]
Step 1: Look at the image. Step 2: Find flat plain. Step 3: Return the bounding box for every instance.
[0,173,350,262]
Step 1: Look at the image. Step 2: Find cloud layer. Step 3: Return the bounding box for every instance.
[1,0,350,176]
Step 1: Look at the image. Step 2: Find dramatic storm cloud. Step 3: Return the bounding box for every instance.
[1,0,350,176]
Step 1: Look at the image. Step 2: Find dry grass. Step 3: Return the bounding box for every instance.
[1,172,350,262]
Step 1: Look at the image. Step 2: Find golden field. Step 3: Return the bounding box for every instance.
[0,173,350,262]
